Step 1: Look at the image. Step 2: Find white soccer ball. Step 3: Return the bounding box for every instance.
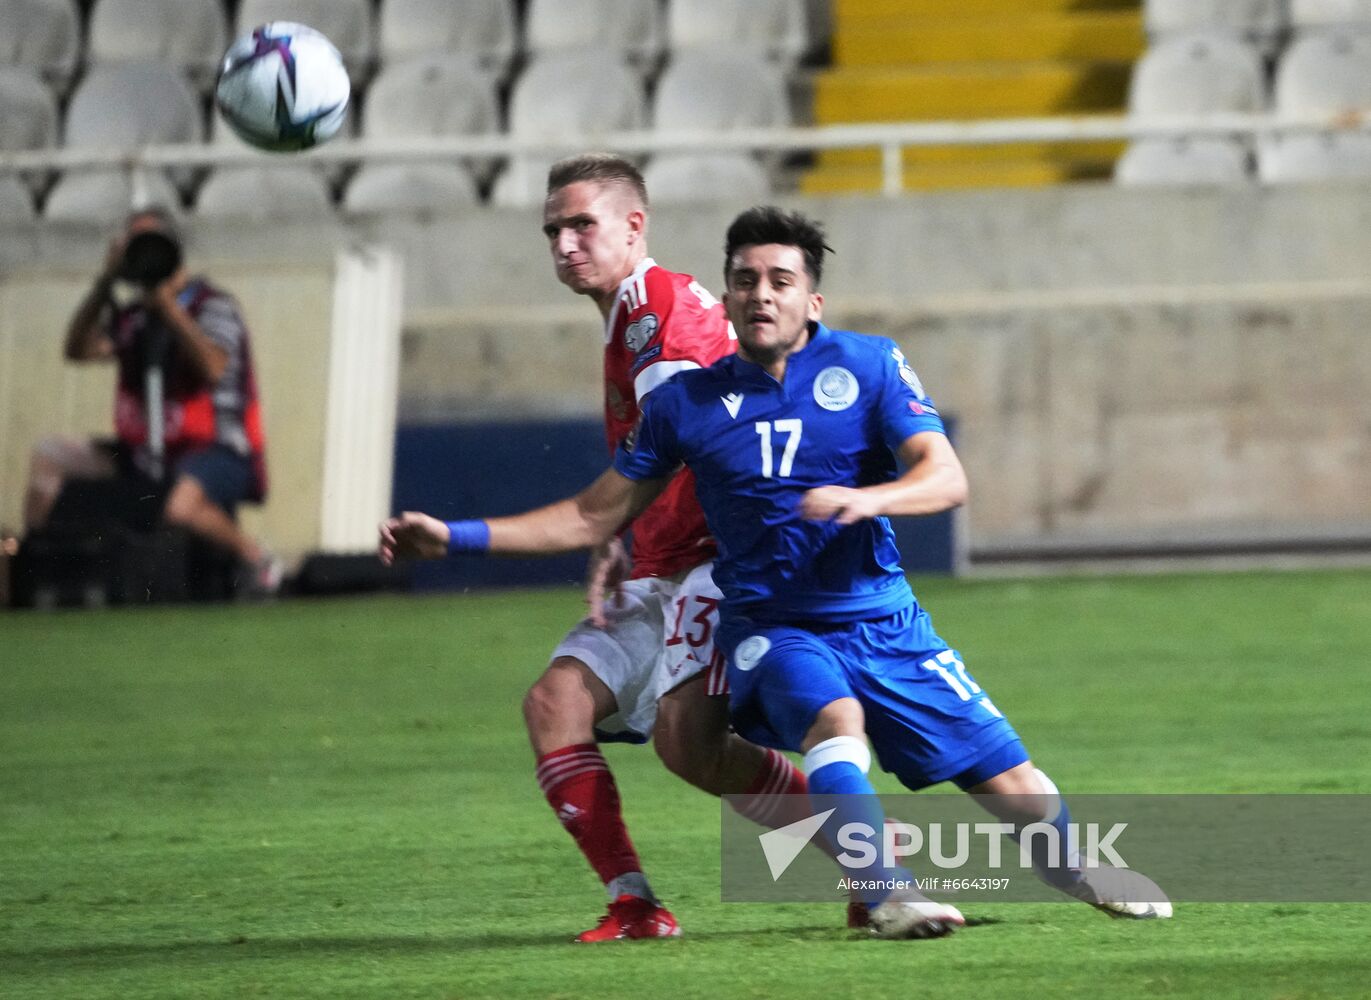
[215,22,350,152]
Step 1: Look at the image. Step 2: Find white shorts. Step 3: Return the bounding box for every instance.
[550,561,727,743]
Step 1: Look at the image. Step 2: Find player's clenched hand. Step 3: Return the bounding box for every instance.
[585,536,630,628]
[378,512,450,564]
[799,486,883,525]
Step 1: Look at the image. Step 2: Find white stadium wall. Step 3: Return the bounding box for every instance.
[1,183,1368,563]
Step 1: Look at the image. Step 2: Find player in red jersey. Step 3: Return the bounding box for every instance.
[524,154,815,941]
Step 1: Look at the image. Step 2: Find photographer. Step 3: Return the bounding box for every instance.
[23,208,280,593]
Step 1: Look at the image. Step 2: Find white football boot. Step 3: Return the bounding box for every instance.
[1062,863,1173,920]
[867,889,965,939]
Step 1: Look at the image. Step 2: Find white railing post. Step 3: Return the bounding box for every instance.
[881,142,902,197]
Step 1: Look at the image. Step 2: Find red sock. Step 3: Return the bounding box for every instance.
[730,748,811,830]
[536,743,644,887]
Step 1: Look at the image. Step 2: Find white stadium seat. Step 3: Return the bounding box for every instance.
[88,0,228,90]
[643,154,772,204]
[1128,34,1268,116]
[343,164,480,213]
[1290,0,1371,30]
[0,67,59,153]
[1258,132,1371,182]
[654,51,792,131]
[0,0,80,89]
[196,166,333,219]
[1275,32,1371,115]
[44,169,182,223]
[364,56,498,179]
[489,156,556,208]
[508,53,646,140]
[667,0,813,67]
[524,0,663,68]
[61,62,203,198]
[236,0,374,78]
[495,53,647,206]
[1144,0,1285,44]
[0,176,37,221]
[378,0,516,80]
[1115,137,1251,185]
[64,62,204,149]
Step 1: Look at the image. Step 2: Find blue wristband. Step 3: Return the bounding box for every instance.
[444,519,490,555]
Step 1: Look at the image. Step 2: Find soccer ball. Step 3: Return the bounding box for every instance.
[215,22,350,152]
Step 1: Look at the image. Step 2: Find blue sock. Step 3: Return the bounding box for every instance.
[1011,780,1082,888]
[807,745,912,905]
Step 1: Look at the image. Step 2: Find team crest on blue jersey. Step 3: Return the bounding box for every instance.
[813,366,859,411]
[733,636,771,672]
[624,313,659,353]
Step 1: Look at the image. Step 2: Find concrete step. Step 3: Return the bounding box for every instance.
[815,139,1126,168]
[814,61,1133,122]
[836,0,1137,15]
[835,10,1143,66]
[799,155,1117,193]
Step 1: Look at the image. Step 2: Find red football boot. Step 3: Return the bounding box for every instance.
[575,894,682,942]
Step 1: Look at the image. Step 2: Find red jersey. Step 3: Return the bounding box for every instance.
[604,258,735,579]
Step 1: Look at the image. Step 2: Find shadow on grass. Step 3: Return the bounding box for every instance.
[3,916,1011,970]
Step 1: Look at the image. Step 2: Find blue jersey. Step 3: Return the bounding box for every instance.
[614,322,946,626]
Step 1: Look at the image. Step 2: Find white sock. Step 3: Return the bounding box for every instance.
[606,871,653,902]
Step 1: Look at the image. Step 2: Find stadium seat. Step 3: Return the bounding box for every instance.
[489,156,555,208]
[59,62,204,197]
[43,169,182,223]
[0,0,80,89]
[508,54,646,136]
[64,62,204,150]
[495,53,647,206]
[1128,34,1268,116]
[0,176,37,221]
[654,51,792,131]
[642,153,772,203]
[1275,32,1371,115]
[667,0,813,67]
[196,166,333,218]
[377,0,516,81]
[524,0,663,69]
[88,0,228,91]
[363,55,498,180]
[236,0,374,78]
[1115,137,1251,185]
[0,67,59,154]
[1258,132,1371,181]
[1144,0,1285,45]
[1290,0,1371,30]
[343,164,480,213]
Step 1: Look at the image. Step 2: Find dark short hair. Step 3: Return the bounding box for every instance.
[724,206,831,287]
[546,153,648,209]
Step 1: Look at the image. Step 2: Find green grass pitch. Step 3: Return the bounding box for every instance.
[3,570,1370,999]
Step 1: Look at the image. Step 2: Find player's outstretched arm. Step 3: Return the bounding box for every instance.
[799,431,968,525]
[378,468,666,564]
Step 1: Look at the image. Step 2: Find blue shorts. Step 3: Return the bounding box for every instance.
[175,445,254,516]
[719,604,1025,791]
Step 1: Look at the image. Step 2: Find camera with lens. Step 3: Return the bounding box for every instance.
[117,230,183,289]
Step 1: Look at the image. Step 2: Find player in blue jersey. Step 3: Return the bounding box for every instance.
[381,207,1171,937]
